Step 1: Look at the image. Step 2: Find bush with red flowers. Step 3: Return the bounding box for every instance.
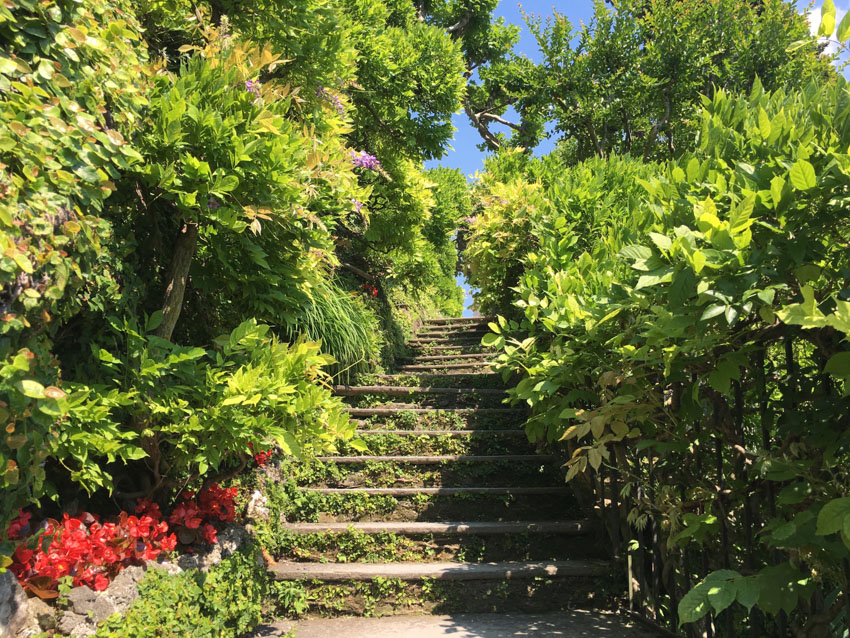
[168,484,239,547]
[248,442,275,467]
[4,484,240,598]
[361,283,379,298]
[6,504,176,598]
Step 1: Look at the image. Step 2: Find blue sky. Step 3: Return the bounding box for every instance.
[439,0,849,316]
[426,0,597,180]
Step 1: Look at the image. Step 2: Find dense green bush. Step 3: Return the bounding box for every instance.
[61,319,351,497]
[0,0,151,530]
[471,78,850,632]
[0,0,470,543]
[95,546,289,637]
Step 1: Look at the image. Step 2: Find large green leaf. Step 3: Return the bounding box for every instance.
[789,160,816,191]
[817,497,850,535]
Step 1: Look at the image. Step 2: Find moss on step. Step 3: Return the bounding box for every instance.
[281,458,561,489]
[335,433,523,456]
[358,410,523,431]
[267,528,600,564]
[299,574,619,618]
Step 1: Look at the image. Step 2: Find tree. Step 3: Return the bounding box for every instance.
[466,0,832,159]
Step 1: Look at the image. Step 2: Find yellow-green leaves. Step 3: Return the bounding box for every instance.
[789,159,816,190]
[819,0,836,37]
[838,9,850,41]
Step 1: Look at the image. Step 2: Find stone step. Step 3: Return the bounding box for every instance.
[315,454,552,464]
[405,353,492,362]
[370,373,503,386]
[270,559,608,582]
[397,362,494,372]
[305,486,570,496]
[280,520,593,535]
[346,407,519,417]
[423,317,495,326]
[409,337,485,345]
[256,611,657,638]
[356,429,525,437]
[408,344,482,352]
[415,328,490,338]
[333,385,505,397]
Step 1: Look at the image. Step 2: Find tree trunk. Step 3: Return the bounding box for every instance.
[156,220,198,341]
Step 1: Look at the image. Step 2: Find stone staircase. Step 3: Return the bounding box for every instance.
[265,316,613,620]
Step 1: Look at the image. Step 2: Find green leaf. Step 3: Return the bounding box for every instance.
[707,581,737,614]
[678,582,711,625]
[825,352,850,378]
[819,0,836,37]
[276,431,302,459]
[758,108,771,138]
[146,311,164,333]
[785,40,808,52]
[789,160,816,191]
[838,9,850,41]
[481,333,503,348]
[700,304,725,321]
[770,175,785,209]
[692,250,706,274]
[16,379,45,398]
[348,439,368,452]
[736,576,760,610]
[649,232,672,252]
[817,497,850,535]
[827,300,850,335]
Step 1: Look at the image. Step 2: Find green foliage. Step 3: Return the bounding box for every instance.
[467,77,850,629]
[466,0,833,156]
[96,546,272,637]
[62,319,351,495]
[0,0,469,541]
[282,279,381,382]
[0,0,149,528]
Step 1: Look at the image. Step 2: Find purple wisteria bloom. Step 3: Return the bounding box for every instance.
[350,150,382,171]
[245,80,260,95]
[464,216,476,225]
[316,86,345,115]
[351,199,364,213]
[208,197,221,210]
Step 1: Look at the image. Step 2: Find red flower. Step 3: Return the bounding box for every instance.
[6,510,31,539]
[202,523,218,545]
[93,573,109,592]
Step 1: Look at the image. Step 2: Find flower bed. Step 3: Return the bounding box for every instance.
[5,484,239,598]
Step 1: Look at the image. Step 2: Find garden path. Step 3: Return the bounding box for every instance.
[259,317,656,635]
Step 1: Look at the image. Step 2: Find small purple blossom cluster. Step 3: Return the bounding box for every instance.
[245,80,260,96]
[464,215,477,225]
[316,86,345,116]
[351,199,364,213]
[350,150,381,171]
[208,197,221,210]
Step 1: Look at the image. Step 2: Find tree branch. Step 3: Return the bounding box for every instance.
[464,99,501,151]
[446,12,471,40]
[479,112,522,131]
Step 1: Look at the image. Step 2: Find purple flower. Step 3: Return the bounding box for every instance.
[316,86,345,115]
[350,150,382,171]
[208,197,221,210]
[499,198,508,205]
[464,216,476,225]
[351,198,364,213]
[245,80,260,95]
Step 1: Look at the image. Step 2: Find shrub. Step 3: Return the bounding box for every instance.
[472,78,850,630]
[0,0,149,540]
[57,319,352,499]
[96,546,269,637]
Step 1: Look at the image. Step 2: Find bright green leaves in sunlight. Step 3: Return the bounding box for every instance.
[465,75,850,630]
